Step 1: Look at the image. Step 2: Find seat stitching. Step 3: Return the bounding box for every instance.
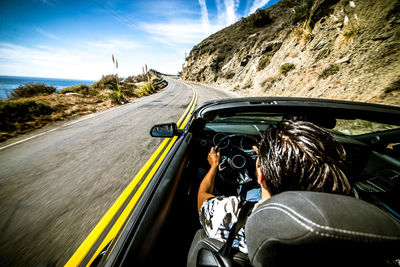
[252,204,400,241]
[201,239,220,251]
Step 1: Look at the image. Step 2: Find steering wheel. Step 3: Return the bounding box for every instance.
[214,134,256,185]
[214,134,238,151]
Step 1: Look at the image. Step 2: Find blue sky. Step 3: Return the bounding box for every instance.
[0,0,279,80]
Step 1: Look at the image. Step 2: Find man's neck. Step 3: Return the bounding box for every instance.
[256,188,271,207]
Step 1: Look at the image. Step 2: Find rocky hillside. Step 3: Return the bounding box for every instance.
[182,0,400,106]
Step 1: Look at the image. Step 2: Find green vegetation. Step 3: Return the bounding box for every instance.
[1,67,167,141]
[61,69,163,104]
[189,6,269,72]
[0,100,53,131]
[133,73,151,83]
[249,9,272,28]
[291,0,313,24]
[108,90,126,104]
[123,76,137,83]
[257,55,272,71]
[10,83,56,99]
[136,83,155,97]
[60,84,94,95]
[91,74,128,102]
[320,64,339,79]
[91,74,120,91]
[280,63,296,76]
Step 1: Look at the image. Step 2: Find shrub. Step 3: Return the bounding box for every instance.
[10,83,56,99]
[136,83,155,97]
[108,90,126,104]
[123,76,137,83]
[60,84,93,95]
[291,0,313,24]
[210,54,226,72]
[257,55,272,71]
[135,73,149,83]
[320,64,339,79]
[250,9,272,28]
[91,74,120,90]
[280,63,296,76]
[119,83,137,97]
[0,100,53,131]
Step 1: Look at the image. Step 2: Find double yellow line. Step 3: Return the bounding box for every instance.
[66,84,198,266]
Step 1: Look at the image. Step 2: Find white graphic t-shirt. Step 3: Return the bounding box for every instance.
[199,196,250,254]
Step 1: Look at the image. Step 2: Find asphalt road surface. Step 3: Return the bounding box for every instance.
[0,78,236,266]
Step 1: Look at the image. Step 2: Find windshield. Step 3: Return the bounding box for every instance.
[210,114,400,136]
[333,119,400,136]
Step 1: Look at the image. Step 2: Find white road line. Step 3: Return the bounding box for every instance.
[0,103,127,151]
[0,129,58,151]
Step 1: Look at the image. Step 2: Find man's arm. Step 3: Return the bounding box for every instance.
[197,147,220,212]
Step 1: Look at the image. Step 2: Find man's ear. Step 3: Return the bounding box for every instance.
[256,166,265,185]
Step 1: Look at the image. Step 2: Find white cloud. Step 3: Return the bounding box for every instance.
[249,0,271,15]
[225,0,240,24]
[215,0,241,26]
[88,39,143,52]
[140,21,220,46]
[0,28,191,80]
[0,38,151,79]
[198,0,210,32]
[0,42,109,79]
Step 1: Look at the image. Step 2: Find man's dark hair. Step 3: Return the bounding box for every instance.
[258,120,351,195]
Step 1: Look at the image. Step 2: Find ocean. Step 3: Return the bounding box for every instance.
[0,75,95,100]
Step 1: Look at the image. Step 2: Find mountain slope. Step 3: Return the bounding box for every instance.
[182,0,400,106]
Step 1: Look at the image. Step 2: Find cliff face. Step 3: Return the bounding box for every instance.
[183,0,400,106]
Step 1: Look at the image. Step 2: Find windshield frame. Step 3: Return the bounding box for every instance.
[194,97,400,137]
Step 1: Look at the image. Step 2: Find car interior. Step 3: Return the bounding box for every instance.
[131,108,400,267]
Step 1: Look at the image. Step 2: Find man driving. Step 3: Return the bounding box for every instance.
[197,119,352,254]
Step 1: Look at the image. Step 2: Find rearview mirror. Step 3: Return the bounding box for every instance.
[150,123,183,137]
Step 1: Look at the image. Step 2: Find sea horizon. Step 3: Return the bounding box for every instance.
[0,75,95,100]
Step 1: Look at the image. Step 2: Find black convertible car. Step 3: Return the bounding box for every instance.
[94,97,400,267]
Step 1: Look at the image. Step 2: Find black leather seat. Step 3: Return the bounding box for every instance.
[245,191,400,266]
[187,228,250,267]
[187,191,400,267]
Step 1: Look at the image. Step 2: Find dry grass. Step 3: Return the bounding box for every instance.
[1,71,167,142]
[0,94,114,141]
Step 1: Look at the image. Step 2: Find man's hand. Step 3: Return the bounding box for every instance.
[208,147,220,168]
[252,145,259,155]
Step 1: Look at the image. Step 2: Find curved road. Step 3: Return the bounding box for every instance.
[0,78,236,266]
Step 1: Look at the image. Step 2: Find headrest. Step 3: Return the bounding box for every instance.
[245,191,400,267]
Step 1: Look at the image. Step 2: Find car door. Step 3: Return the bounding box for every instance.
[97,131,192,266]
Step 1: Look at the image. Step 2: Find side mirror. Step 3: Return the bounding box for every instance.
[150,122,183,137]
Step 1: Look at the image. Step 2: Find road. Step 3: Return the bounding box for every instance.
[0,78,236,266]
